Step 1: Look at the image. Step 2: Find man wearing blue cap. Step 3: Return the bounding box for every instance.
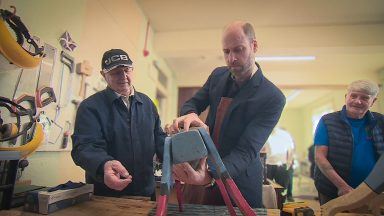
[72,49,166,199]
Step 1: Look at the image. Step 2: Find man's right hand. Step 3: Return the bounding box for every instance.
[104,160,132,191]
[337,184,353,196]
[165,113,208,135]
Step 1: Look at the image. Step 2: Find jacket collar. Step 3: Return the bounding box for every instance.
[218,61,264,94]
[249,62,263,87]
[228,61,264,94]
[340,105,376,126]
[104,86,143,105]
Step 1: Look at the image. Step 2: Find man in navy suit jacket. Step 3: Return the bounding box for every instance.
[167,21,285,208]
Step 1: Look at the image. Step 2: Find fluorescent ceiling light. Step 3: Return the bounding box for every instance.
[256,56,316,61]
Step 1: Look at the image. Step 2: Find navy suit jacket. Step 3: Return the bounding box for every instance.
[181,64,285,207]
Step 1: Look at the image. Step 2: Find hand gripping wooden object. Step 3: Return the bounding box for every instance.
[156,127,256,216]
[321,154,384,216]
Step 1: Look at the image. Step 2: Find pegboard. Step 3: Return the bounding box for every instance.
[0,39,90,152]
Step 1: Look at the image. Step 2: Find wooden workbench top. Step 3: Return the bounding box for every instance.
[1,196,280,216]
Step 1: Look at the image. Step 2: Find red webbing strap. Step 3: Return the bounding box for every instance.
[224,178,256,216]
[156,195,168,216]
[216,179,237,216]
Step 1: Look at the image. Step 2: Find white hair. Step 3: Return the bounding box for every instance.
[347,80,379,97]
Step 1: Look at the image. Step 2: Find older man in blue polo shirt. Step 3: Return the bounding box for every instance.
[314,80,384,205]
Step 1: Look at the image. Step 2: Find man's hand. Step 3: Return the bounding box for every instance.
[316,146,353,198]
[337,185,353,196]
[104,160,132,191]
[164,113,208,135]
[172,157,212,185]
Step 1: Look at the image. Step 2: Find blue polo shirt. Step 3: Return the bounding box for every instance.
[314,115,376,188]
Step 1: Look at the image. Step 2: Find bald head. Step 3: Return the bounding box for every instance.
[223,21,256,42]
[221,21,258,80]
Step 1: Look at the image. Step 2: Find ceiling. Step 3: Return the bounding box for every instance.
[136,0,384,108]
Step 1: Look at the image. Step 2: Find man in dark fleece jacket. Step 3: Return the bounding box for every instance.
[72,49,166,200]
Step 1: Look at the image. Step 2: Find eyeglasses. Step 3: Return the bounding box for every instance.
[115,66,133,73]
[122,66,134,72]
[107,66,134,75]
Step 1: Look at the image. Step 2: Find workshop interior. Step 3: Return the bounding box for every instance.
[0,0,383,215]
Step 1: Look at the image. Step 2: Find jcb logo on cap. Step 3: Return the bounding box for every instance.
[104,54,129,65]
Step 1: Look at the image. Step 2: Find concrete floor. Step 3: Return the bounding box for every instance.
[290,175,320,213]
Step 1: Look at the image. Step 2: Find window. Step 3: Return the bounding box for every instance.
[311,104,334,135]
[153,61,168,120]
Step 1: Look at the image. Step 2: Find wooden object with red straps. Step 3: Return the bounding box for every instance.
[156,127,257,216]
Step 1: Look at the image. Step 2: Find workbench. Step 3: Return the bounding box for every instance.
[1,196,280,216]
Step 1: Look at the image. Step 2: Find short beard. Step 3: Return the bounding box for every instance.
[230,64,251,77]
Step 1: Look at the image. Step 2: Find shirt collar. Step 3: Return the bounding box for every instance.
[104,86,144,106]
[104,86,133,104]
[113,86,135,98]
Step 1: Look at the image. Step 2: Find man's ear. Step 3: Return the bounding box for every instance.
[371,97,377,107]
[253,39,258,53]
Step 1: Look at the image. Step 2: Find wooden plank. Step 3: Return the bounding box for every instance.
[147,203,280,216]
[335,214,373,216]
[0,196,280,216]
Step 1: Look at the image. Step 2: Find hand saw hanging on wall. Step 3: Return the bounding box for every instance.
[12,38,57,115]
[35,42,56,108]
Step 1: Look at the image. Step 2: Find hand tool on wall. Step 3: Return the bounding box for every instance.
[156,127,256,216]
[47,51,73,145]
[54,51,74,121]
[35,42,57,108]
[35,111,60,146]
[76,60,93,99]
[61,121,71,149]
[12,94,36,117]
